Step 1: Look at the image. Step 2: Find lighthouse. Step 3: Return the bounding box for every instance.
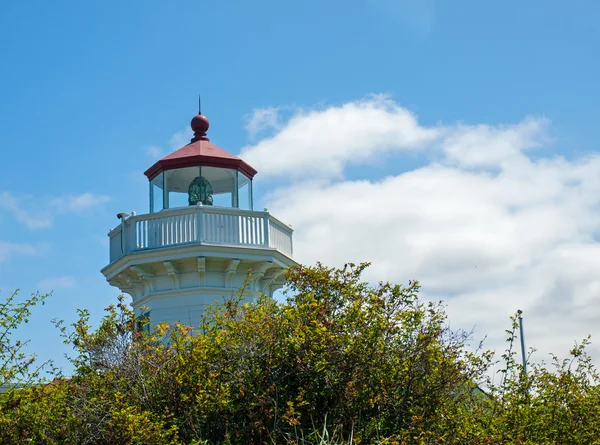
[101,111,296,327]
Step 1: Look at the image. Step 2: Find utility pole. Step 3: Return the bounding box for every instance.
[517,309,527,375]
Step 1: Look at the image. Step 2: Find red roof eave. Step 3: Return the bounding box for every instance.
[144,154,257,181]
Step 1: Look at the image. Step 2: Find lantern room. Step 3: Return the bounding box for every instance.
[144,113,257,212]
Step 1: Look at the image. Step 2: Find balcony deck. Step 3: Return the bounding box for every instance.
[107,206,293,264]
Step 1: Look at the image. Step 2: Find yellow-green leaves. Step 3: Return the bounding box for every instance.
[2,267,600,444]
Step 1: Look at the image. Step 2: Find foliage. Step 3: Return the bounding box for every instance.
[1,265,600,444]
[463,316,600,445]
[0,289,51,389]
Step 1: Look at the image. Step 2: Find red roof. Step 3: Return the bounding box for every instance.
[144,114,257,180]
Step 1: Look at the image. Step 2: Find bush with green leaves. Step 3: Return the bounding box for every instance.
[1,264,600,444]
[466,317,600,445]
[0,289,51,389]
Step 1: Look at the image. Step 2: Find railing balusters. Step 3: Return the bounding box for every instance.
[223,214,228,243]
[246,216,250,243]
[166,217,171,245]
[248,217,253,245]
[254,217,257,244]
[240,215,245,244]
[219,213,224,243]
[246,217,251,245]
[170,216,174,245]
[164,217,169,245]
[108,207,293,261]
[184,214,188,242]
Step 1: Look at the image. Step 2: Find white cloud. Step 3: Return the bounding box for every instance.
[144,125,193,165]
[0,192,111,230]
[49,192,111,213]
[247,96,600,363]
[0,191,52,229]
[144,128,193,162]
[37,275,77,292]
[145,145,163,159]
[245,106,282,140]
[440,117,550,169]
[240,95,440,179]
[0,241,44,263]
[168,127,193,150]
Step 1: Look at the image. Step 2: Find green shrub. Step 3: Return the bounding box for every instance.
[1,264,599,445]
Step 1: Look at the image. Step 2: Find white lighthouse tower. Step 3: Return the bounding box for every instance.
[101,111,296,327]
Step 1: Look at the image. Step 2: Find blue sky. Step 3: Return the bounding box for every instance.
[1,0,599,373]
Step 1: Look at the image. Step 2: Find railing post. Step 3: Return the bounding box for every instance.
[123,220,134,252]
[131,220,138,251]
[111,229,122,261]
[196,205,204,244]
[263,211,270,247]
[119,222,127,255]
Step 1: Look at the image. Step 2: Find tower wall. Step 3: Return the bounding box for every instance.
[102,243,292,328]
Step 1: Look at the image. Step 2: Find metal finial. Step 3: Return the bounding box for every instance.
[198,94,202,115]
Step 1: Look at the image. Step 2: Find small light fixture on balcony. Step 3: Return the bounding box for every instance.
[116,212,130,220]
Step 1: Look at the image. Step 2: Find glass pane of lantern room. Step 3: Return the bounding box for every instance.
[164,166,237,209]
[165,167,198,208]
[150,172,164,212]
[238,173,253,210]
[202,167,236,207]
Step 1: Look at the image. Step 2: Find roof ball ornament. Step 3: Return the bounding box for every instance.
[188,176,213,206]
[191,114,210,142]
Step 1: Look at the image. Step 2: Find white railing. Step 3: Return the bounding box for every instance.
[269,217,293,257]
[108,206,293,263]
